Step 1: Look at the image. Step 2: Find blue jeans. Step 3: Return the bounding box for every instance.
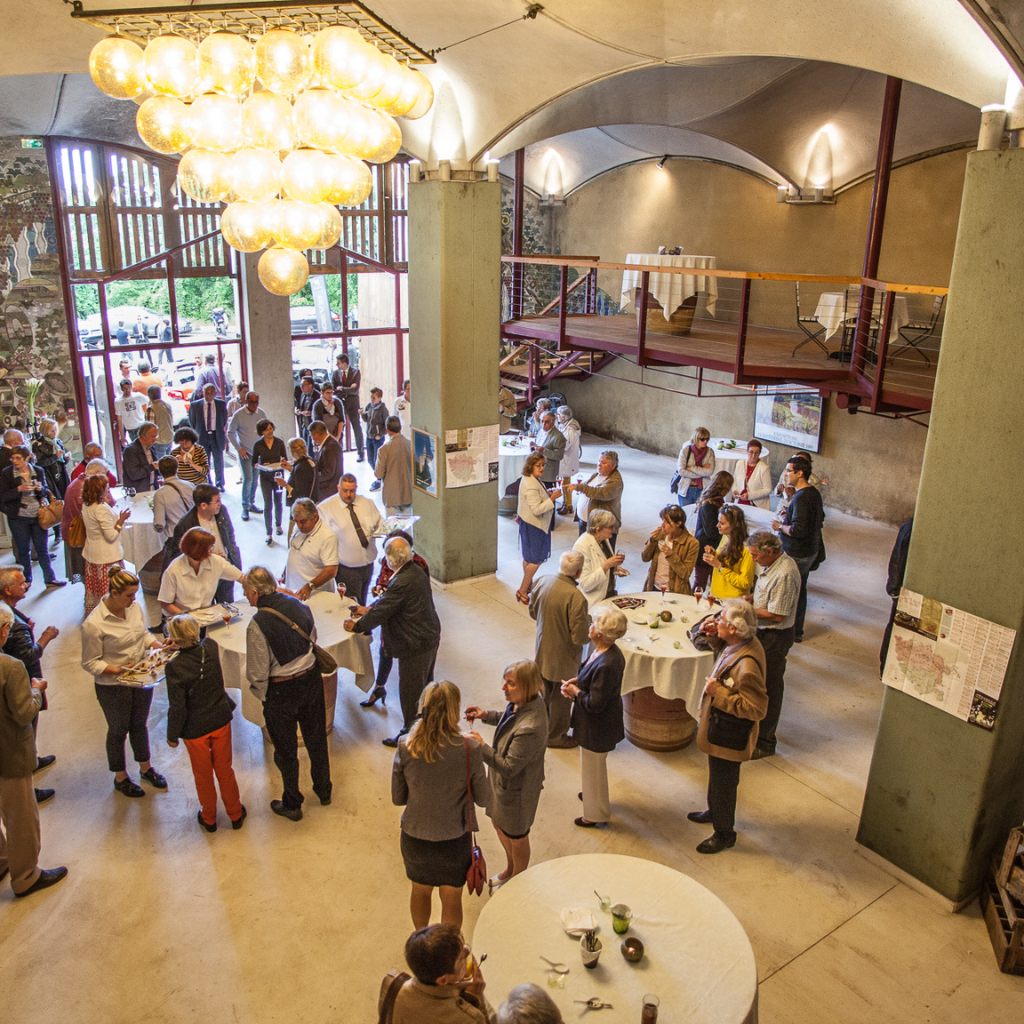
[240,452,257,511]
[365,435,383,468]
[8,515,56,584]
[679,483,703,507]
[151,443,171,460]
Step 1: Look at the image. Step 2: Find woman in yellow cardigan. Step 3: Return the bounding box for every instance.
[704,506,754,598]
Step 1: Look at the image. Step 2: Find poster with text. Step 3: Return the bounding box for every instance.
[444,424,500,488]
[412,428,438,497]
[882,588,1017,729]
[754,392,824,453]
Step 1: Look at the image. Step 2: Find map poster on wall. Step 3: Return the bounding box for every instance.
[753,392,824,453]
[882,588,1017,730]
[444,424,500,489]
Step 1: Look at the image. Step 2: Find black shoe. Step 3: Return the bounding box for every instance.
[318,791,332,806]
[114,776,145,797]
[14,866,68,898]
[574,817,602,828]
[381,735,400,748]
[34,754,56,774]
[271,799,302,821]
[45,579,68,588]
[231,805,247,830]
[794,634,804,643]
[360,687,387,708]
[140,767,168,789]
[35,788,55,805]
[266,536,274,546]
[250,505,263,514]
[750,746,775,760]
[578,792,583,801]
[241,512,250,521]
[687,809,713,824]
[696,831,737,854]
[369,481,382,491]
[197,810,217,833]
[356,455,365,462]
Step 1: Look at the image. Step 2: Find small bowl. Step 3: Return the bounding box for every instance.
[621,937,645,962]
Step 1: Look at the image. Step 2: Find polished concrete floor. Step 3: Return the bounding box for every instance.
[2,437,1022,1023]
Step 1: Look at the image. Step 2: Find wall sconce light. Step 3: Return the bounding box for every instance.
[656,155,669,169]
[439,159,451,181]
[777,185,788,203]
[813,186,825,203]
[486,161,499,182]
[409,160,422,183]
[979,104,1008,150]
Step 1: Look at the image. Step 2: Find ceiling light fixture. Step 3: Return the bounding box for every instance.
[656,155,669,169]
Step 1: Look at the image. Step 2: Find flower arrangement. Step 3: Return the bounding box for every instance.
[25,377,45,423]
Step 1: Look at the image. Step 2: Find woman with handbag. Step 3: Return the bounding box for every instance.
[81,475,130,614]
[278,437,319,541]
[676,426,716,507]
[561,607,628,828]
[31,418,71,539]
[689,599,768,854]
[391,680,490,930]
[704,505,755,599]
[515,451,558,604]
[464,659,548,892]
[165,614,245,832]
[0,445,66,589]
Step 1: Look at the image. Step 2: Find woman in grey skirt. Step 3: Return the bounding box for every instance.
[392,680,490,930]
[465,660,548,893]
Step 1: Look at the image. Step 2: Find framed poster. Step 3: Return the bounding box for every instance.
[412,427,438,497]
[753,392,824,453]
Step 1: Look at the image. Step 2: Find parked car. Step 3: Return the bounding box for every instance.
[163,360,199,424]
[289,305,342,334]
[77,305,193,347]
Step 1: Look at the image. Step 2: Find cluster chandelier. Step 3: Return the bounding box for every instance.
[86,7,433,295]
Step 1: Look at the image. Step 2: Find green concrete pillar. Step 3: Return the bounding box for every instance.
[407,178,501,582]
[857,150,1024,901]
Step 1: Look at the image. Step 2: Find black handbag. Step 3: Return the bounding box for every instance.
[706,654,757,750]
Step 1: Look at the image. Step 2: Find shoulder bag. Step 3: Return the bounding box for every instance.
[66,512,86,548]
[464,738,487,897]
[37,499,63,530]
[259,605,338,674]
[706,653,758,750]
[376,969,410,1024]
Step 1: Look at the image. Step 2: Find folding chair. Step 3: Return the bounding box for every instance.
[792,282,828,357]
[888,294,944,368]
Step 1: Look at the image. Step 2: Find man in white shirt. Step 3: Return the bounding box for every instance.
[281,499,339,600]
[318,473,383,604]
[114,378,148,447]
[394,379,412,441]
[152,458,195,538]
[228,390,267,519]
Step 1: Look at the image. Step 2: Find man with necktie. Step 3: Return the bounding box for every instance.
[331,354,364,462]
[188,383,228,489]
[317,473,383,605]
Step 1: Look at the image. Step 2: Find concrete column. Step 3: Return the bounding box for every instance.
[857,149,1024,901]
[407,178,501,582]
[239,253,294,439]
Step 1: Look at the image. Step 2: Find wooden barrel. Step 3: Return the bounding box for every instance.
[634,291,698,335]
[623,687,697,751]
[139,552,164,595]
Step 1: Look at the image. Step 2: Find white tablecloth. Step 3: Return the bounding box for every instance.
[498,439,533,496]
[814,291,909,342]
[594,592,715,707]
[621,253,718,318]
[682,503,777,537]
[472,854,758,1024]
[707,438,770,488]
[118,491,164,569]
[212,591,375,728]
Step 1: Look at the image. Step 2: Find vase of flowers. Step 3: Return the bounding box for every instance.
[25,377,45,434]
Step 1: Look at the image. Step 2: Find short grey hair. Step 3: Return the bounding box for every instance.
[85,458,109,477]
[747,530,782,554]
[0,567,24,593]
[84,442,103,458]
[497,984,563,1024]
[139,423,158,439]
[168,614,200,648]
[587,509,617,535]
[535,398,552,411]
[0,605,13,630]
[385,536,412,569]
[592,607,627,642]
[720,598,757,640]
[599,449,618,467]
[556,405,572,420]
[292,498,317,520]
[559,550,584,577]
[4,429,25,446]
[246,565,278,597]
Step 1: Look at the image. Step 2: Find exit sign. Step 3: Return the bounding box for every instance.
[21,139,43,149]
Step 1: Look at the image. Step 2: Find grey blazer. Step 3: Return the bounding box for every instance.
[480,695,548,836]
[529,572,592,682]
[392,734,490,841]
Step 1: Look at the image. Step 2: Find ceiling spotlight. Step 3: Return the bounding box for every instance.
[656,155,669,169]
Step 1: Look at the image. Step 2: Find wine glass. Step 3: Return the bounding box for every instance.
[660,583,668,607]
[126,487,136,499]
[693,585,703,609]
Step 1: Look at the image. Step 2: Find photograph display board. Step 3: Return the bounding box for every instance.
[754,392,824,453]
[412,428,438,497]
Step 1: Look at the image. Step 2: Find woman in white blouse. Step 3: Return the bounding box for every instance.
[81,566,168,798]
[158,527,244,622]
[572,510,627,608]
[81,475,131,615]
[515,452,559,604]
[732,440,772,509]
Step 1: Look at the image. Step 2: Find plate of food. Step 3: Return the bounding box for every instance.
[120,646,176,687]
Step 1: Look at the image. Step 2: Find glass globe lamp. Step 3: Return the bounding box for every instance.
[259,247,309,295]
[136,96,193,154]
[282,149,333,204]
[313,25,370,91]
[312,203,343,250]
[404,69,435,120]
[346,44,388,103]
[241,91,296,153]
[197,32,255,96]
[273,200,324,250]
[369,53,406,110]
[365,115,402,164]
[190,94,244,152]
[177,149,231,203]
[144,35,198,99]
[294,88,350,151]
[89,36,147,100]
[228,148,282,203]
[220,200,276,252]
[255,28,311,96]
[379,65,421,118]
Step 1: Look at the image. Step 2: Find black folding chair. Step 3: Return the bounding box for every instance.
[888,295,944,368]
[792,282,828,357]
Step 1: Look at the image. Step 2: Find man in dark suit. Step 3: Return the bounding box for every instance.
[346,537,441,748]
[189,383,228,488]
[115,320,129,346]
[169,483,242,603]
[331,354,363,461]
[309,421,343,498]
[122,423,160,492]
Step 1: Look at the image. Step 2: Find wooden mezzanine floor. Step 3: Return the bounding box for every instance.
[502,312,938,412]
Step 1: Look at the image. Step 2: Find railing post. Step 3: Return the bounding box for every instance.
[511,149,525,319]
[558,265,568,348]
[869,290,896,412]
[734,279,751,380]
[637,270,650,365]
[527,344,536,406]
[587,266,597,313]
